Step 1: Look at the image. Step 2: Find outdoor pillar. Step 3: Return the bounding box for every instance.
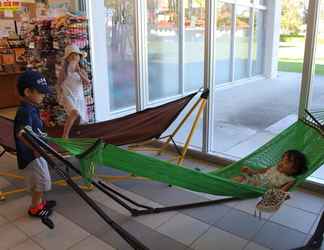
[264,0,281,79]
[86,0,110,121]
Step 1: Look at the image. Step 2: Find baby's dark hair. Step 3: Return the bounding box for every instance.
[283,150,307,176]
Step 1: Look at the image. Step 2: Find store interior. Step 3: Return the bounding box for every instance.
[0,0,94,126]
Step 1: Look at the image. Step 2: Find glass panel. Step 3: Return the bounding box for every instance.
[105,0,136,111]
[184,0,205,92]
[254,0,265,5]
[234,6,250,80]
[238,0,253,4]
[211,1,306,160]
[147,0,180,101]
[252,9,265,75]
[215,2,232,84]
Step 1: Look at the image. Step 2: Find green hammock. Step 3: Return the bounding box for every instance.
[47,120,324,199]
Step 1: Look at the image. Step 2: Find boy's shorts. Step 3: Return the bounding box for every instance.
[22,157,52,192]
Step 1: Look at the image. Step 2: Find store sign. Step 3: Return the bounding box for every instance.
[0,1,21,11]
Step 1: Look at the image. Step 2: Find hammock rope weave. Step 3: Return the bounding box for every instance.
[48,120,324,199]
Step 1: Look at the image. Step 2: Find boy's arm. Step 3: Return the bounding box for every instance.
[17,130,41,158]
[15,111,40,158]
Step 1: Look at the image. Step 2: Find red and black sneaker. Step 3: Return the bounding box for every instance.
[28,203,52,218]
[42,200,57,210]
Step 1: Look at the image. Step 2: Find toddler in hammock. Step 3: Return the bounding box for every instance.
[232,150,307,192]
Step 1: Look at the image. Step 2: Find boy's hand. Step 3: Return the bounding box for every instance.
[33,150,41,158]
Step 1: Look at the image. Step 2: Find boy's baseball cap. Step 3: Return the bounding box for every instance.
[17,70,50,94]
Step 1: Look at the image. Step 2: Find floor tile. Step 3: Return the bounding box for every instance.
[138,229,189,250]
[0,176,12,189]
[309,212,322,235]
[0,196,30,221]
[32,214,89,250]
[14,215,49,237]
[0,224,28,249]
[244,242,270,250]
[285,189,324,214]
[191,226,247,250]
[0,152,18,172]
[51,191,127,236]
[95,226,140,250]
[9,239,43,250]
[134,210,178,229]
[233,198,273,219]
[270,204,317,233]
[253,221,307,250]
[181,203,232,225]
[156,213,210,245]
[121,219,189,250]
[132,183,206,206]
[0,214,9,226]
[69,235,115,250]
[214,208,266,240]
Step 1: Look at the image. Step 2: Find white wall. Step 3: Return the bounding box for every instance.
[86,0,110,121]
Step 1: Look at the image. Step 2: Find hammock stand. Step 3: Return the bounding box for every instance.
[128,89,209,166]
[0,90,206,200]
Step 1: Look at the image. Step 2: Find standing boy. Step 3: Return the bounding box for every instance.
[14,70,56,217]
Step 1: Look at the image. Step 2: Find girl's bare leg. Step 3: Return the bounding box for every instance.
[63,110,79,138]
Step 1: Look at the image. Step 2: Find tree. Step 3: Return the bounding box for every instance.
[281,0,305,35]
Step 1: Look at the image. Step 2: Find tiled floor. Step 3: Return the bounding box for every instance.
[0,147,324,250]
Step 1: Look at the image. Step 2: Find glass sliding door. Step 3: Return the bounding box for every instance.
[215,2,232,84]
[234,6,250,80]
[211,1,307,159]
[105,0,136,111]
[147,0,180,101]
[184,0,205,92]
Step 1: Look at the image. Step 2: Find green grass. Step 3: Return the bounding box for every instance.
[278,61,324,75]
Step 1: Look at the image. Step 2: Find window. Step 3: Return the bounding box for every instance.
[105,0,136,111]
[147,0,180,101]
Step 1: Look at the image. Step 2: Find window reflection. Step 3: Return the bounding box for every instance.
[147,0,180,101]
[105,0,136,111]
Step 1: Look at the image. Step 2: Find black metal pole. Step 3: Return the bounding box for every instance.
[22,130,149,250]
[97,180,239,217]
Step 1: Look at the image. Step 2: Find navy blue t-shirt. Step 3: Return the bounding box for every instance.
[14,101,44,169]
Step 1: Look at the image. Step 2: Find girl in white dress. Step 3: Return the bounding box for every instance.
[58,45,90,138]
